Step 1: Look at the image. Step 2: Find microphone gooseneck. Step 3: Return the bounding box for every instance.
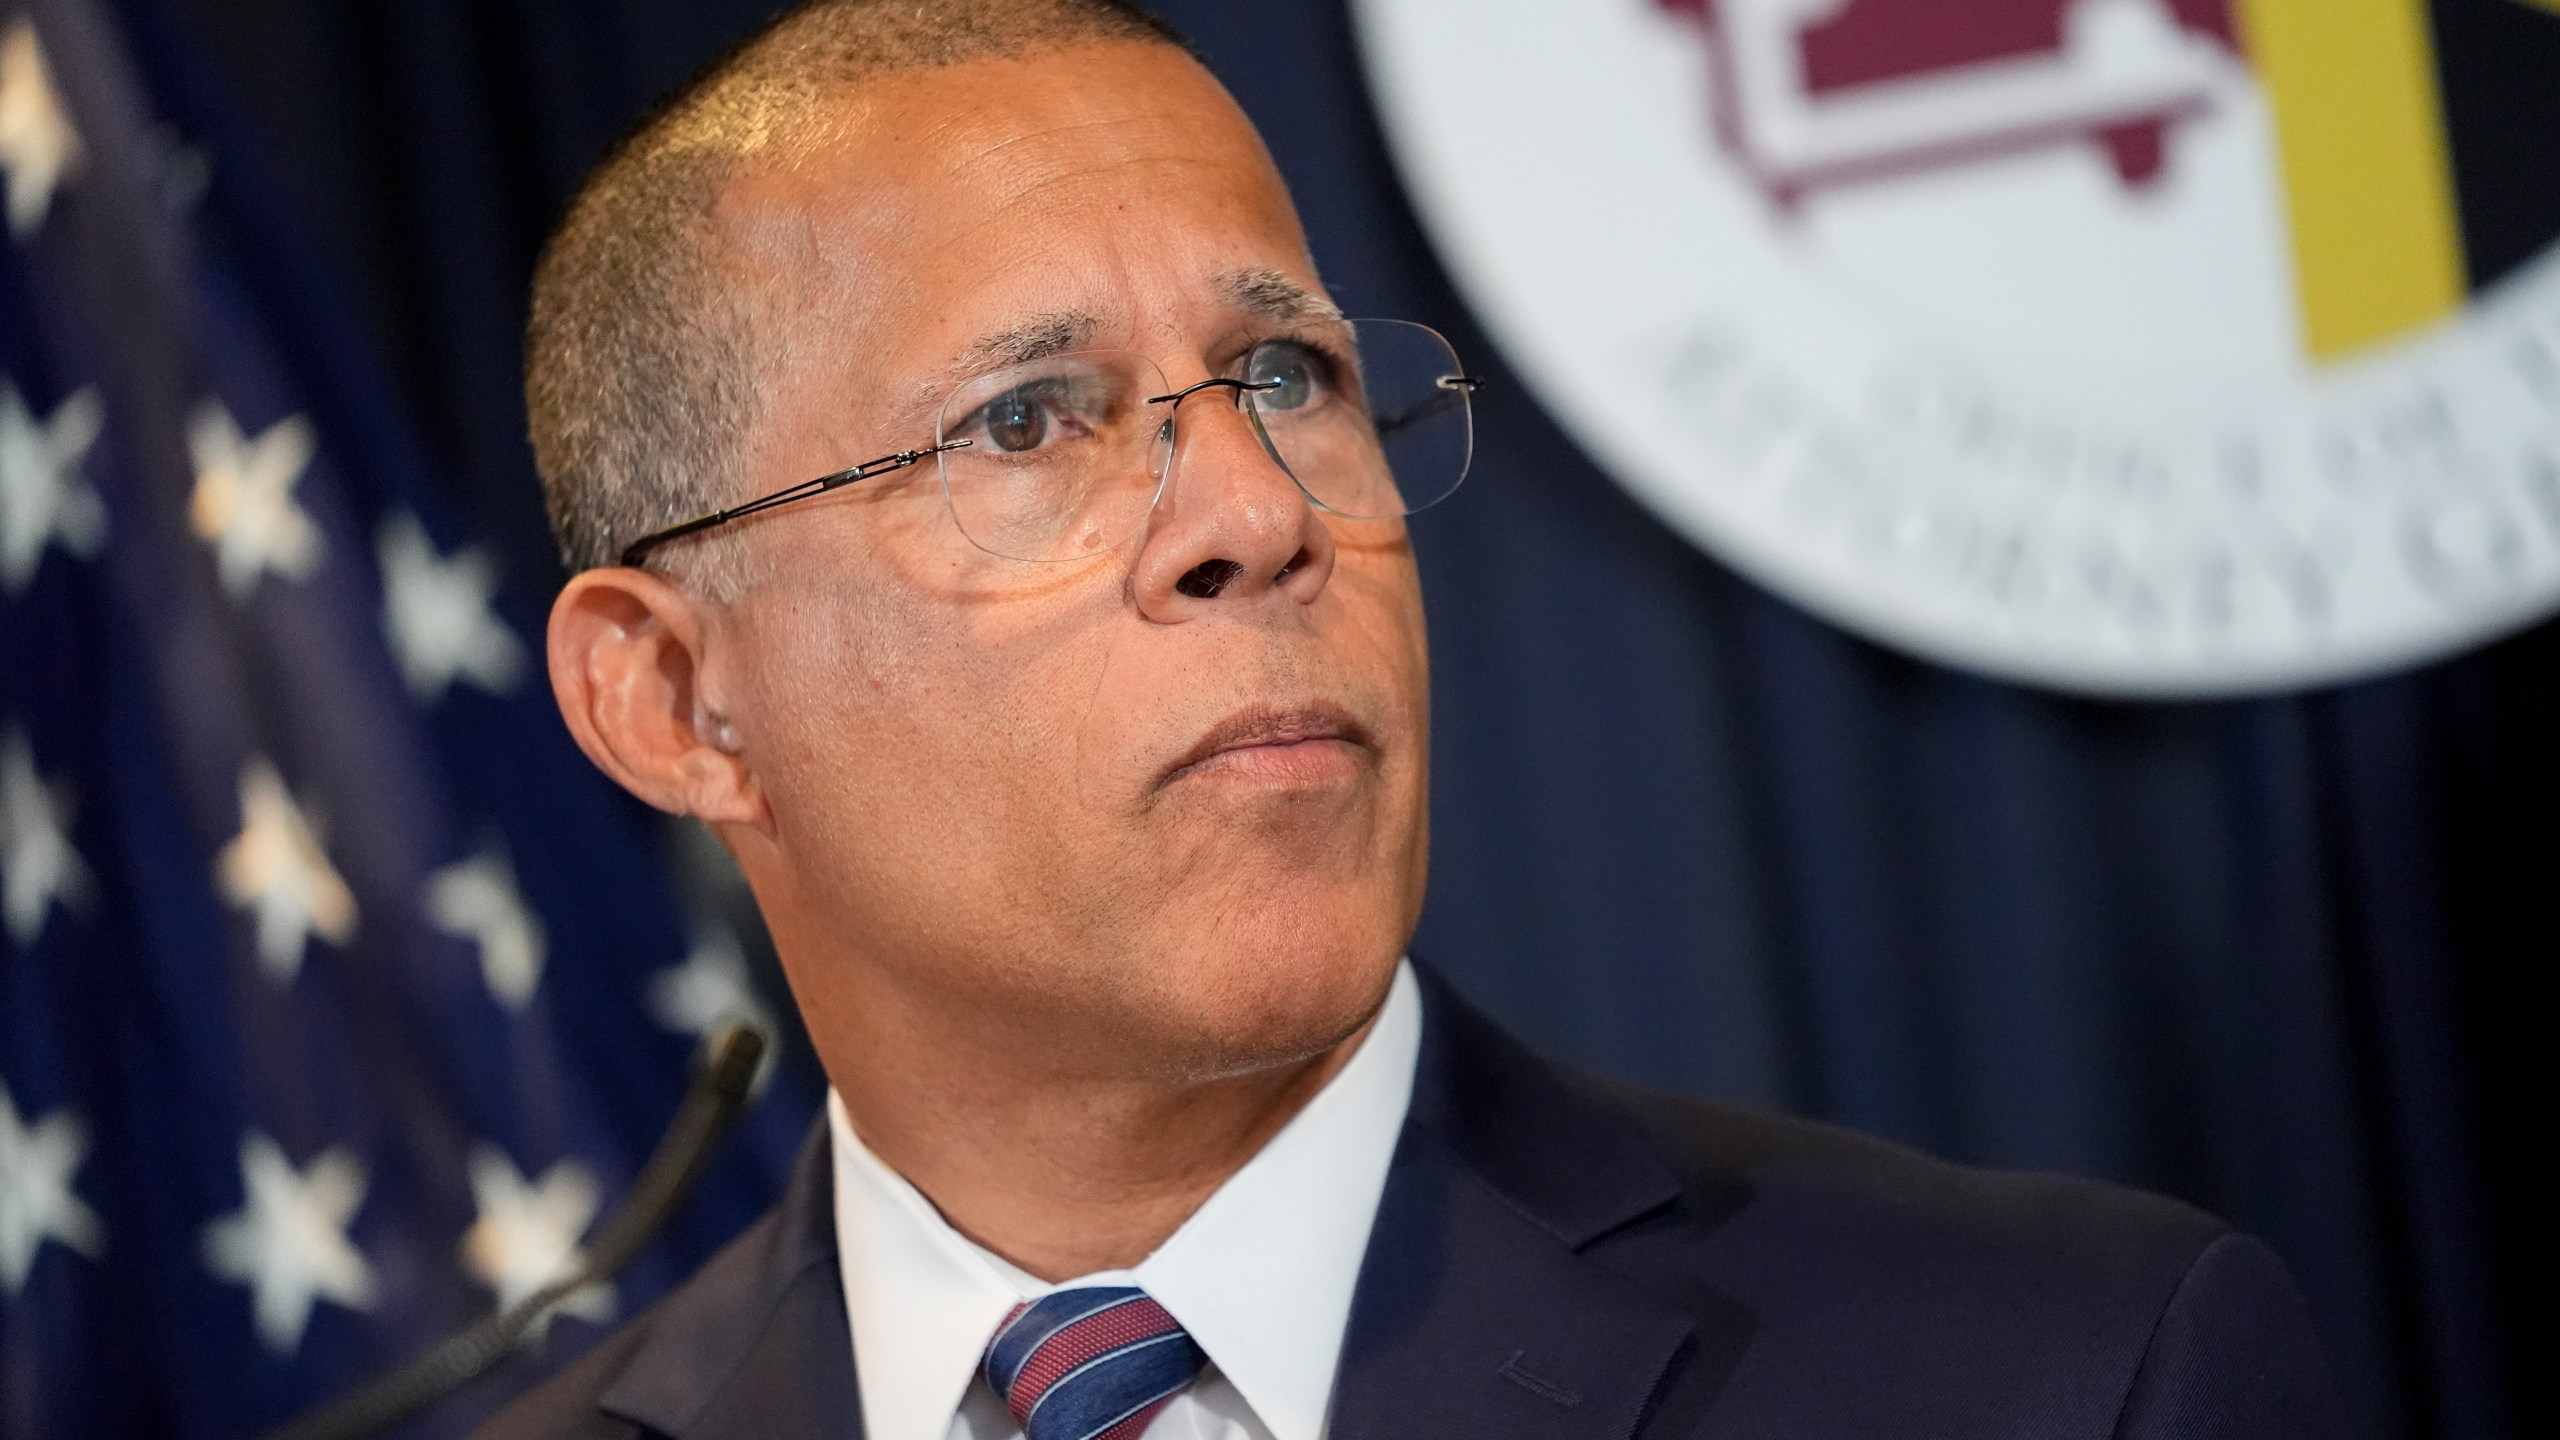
[259,1026,769,1440]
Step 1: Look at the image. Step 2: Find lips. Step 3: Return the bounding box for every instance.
[1159,702,1371,788]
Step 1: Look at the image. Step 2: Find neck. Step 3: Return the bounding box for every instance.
[814,975,1379,1282]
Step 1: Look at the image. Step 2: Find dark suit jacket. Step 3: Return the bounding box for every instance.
[478,970,2344,1438]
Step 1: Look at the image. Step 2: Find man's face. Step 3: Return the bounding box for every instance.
[699,43,1429,1079]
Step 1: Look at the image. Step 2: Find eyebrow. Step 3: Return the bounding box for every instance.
[887,271,1347,434]
[953,310,1105,376]
[877,312,1104,437]
[1215,267,1345,327]
[947,271,1339,375]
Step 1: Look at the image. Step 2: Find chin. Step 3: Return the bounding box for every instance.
[1117,902,1408,1083]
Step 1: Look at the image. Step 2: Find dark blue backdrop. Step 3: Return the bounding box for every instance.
[154,1,2551,1436]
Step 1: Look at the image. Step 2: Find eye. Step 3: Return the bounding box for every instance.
[973,386,1051,453]
[1244,341,1337,413]
[956,376,1113,455]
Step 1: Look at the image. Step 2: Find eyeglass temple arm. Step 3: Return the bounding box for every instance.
[617,440,972,567]
[1371,374,1486,440]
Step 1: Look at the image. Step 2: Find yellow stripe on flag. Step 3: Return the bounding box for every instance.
[2236,0,2468,360]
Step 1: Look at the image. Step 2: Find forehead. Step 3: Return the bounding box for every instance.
[716,44,1317,383]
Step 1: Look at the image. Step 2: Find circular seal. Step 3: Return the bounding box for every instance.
[1354,0,2560,695]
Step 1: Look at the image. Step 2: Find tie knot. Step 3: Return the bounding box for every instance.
[982,1286,1208,1440]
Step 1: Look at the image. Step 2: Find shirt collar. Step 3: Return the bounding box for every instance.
[830,960,1423,1440]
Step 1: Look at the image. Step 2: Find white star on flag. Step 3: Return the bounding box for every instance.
[378,511,524,700]
[649,926,779,1093]
[187,400,321,599]
[202,1132,377,1356]
[460,1146,614,1337]
[214,759,357,982]
[0,18,81,237]
[0,1081,104,1298]
[0,383,105,594]
[427,843,545,1009]
[2,726,89,945]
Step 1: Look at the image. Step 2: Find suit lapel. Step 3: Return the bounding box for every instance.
[1329,1127,1696,1440]
[1327,970,1727,1440]
[595,1124,865,1440]
[582,970,1736,1440]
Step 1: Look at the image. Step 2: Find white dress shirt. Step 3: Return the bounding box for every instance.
[828,961,1422,1440]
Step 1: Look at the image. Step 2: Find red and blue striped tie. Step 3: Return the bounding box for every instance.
[981,1286,1209,1440]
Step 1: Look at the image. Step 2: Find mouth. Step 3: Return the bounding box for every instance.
[1158,701,1374,791]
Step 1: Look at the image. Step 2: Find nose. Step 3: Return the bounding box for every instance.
[1130,386,1337,622]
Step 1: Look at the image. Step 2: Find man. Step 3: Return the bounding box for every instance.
[492,2,2343,1436]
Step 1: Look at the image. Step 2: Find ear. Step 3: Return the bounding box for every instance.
[546,566,770,829]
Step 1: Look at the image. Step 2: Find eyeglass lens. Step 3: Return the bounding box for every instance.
[932,318,1474,563]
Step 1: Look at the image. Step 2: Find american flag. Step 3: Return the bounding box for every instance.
[0,0,810,1434]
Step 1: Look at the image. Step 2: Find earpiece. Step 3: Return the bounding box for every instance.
[696,704,742,755]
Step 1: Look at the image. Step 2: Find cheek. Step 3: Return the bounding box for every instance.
[1327,544,1431,722]
[747,561,1118,849]
[741,568,943,841]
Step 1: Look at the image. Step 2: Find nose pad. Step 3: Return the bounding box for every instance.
[1126,414,1177,539]
[1212,388,1294,485]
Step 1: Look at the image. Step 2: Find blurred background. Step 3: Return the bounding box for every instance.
[0,0,2549,1437]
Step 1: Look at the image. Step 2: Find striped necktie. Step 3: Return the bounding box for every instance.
[981,1286,1209,1440]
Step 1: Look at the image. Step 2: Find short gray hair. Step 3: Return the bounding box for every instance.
[524,0,1188,589]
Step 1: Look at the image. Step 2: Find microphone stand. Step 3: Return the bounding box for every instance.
[260,1026,768,1440]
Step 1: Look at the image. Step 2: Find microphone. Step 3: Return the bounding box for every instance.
[260,1026,769,1440]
